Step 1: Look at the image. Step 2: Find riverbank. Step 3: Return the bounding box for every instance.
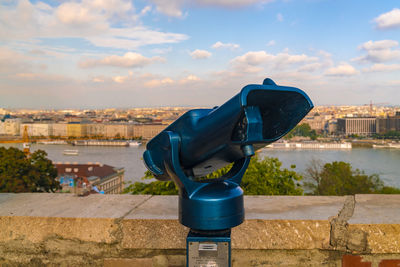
[1,143,399,188]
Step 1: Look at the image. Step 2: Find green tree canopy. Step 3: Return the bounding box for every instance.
[124,156,303,195]
[304,160,400,195]
[285,123,317,140]
[0,147,60,193]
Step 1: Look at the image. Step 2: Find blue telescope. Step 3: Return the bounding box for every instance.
[143,78,313,231]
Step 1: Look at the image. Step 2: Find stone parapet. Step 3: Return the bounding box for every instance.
[0,193,399,266]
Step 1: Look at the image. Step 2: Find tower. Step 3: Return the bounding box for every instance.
[22,125,30,157]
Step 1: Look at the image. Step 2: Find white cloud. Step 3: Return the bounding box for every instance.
[212,41,240,50]
[353,40,400,63]
[147,0,274,17]
[387,80,400,86]
[79,52,165,68]
[276,13,283,22]
[112,71,133,83]
[325,63,359,76]
[362,63,400,73]
[196,0,274,8]
[298,63,323,72]
[148,0,184,17]
[0,0,189,50]
[230,50,319,73]
[179,74,200,84]
[190,49,212,59]
[266,40,276,47]
[358,40,398,50]
[144,77,175,88]
[92,77,105,83]
[374,8,400,29]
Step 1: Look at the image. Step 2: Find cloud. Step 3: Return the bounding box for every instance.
[212,41,240,50]
[298,63,324,72]
[358,40,398,50]
[325,63,359,76]
[266,40,276,47]
[147,0,274,17]
[362,63,400,73]
[276,13,283,22]
[79,52,165,68]
[92,77,105,83]
[387,80,400,86]
[196,0,274,8]
[0,0,189,50]
[353,40,400,63]
[144,77,175,88]
[12,72,67,81]
[374,8,400,29]
[148,0,184,17]
[230,50,319,73]
[179,74,200,84]
[190,49,212,59]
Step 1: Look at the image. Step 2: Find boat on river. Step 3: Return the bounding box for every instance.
[128,140,142,147]
[63,149,79,156]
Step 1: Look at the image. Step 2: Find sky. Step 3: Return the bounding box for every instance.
[0,0,400,109]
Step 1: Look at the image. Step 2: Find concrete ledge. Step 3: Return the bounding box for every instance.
[0,193,399,266]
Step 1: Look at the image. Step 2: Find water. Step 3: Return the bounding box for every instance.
[259,148,400,187]
[0,144,147,185]
[1,144,399,188]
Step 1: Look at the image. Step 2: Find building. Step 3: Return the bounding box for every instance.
[52,123,68,137]
[303,115,326,133]
[55,163,124,194]
[86,123,105,138]
[376,113,400,134]
[104,124,133,139]
[337,117,376,136]
[20,123,53,137]
[66,123,88,137]
[132,124,167,140]
[1,119,21,136]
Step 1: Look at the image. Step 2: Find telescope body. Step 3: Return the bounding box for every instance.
[143,78,313,231]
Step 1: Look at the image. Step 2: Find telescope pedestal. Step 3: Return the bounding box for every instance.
[179,181,244,231]
[187,229,231,267]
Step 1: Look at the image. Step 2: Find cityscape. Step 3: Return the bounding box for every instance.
[1,0,400,265]
[0,104,399,140]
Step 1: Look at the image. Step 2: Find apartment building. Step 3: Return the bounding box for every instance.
[337,117,376,136]
[55,163,124,194]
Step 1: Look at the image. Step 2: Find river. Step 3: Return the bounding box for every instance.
[1,143,399,188]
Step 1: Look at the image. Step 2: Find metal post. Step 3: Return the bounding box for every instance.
[187,229,231,267]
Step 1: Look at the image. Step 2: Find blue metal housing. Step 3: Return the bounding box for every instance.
[143,78,313,230]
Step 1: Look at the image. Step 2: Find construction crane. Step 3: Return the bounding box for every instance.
[22,125,30,157]
[364,101,390,113]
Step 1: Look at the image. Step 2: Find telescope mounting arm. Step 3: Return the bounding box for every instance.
[162,131,251,198]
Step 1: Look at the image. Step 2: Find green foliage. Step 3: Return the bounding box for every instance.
[375,186,400,194]
[123,170,178,195]
[285,123,317,140]
[125,156,303,196]
[304,160,400,195]
[241,156,303,195]
[373,131,400,140]
[0,147,61,193]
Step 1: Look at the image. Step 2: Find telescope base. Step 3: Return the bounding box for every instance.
[179,182,244,230]
[186,229,231,267]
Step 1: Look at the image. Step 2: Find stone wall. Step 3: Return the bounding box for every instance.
[0,193,399,267]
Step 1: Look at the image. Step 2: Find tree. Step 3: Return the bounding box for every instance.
[304,160,400,195]
[123,170,178,195]
[124,156,303,195]
[0,147,60,193]
[285,123,317,140]
[241,156,303,195]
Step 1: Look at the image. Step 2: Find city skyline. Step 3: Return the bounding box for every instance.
[1,0,400,108]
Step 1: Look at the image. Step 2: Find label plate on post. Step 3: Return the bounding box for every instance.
[188,241,229,267]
